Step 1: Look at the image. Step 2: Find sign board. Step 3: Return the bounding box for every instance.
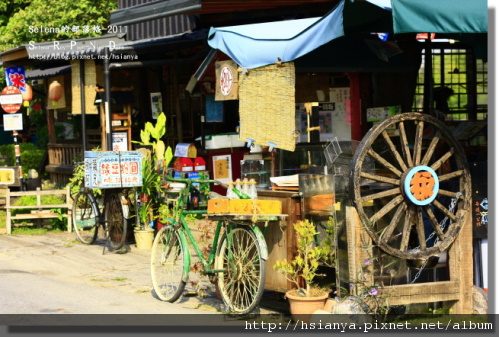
[84,151,143,189]
[0,86,23,113]
[3,113,23,131]
[112,132,128,151]
[215,60,239,101]
[5,67,27,93]
[212,154,232,184]
[0,167,16,185]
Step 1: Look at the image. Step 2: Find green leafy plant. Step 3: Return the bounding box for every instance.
[136,150,161,230]
[67,147,102,199]
[0,143,45,174]
[11,194,68,230]
[132,112,173,169]
[273,219,333,297]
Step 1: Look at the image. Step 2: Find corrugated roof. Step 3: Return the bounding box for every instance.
[25,65,72,80]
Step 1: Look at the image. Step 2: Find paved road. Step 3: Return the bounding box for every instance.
[0,232,234,323]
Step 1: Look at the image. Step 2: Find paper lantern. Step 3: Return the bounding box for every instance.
[22,84,33,107]
[48,80,62,104]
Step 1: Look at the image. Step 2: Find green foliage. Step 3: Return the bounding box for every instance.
[137,151,161,228]
[133,113,173,167]
[0,0,118,52]
[273,219,334,297]
[11,194,67,230]
[0,143,45,174]
[66,147,102,198]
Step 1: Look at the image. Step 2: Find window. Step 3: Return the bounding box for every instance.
[412,47,487,121]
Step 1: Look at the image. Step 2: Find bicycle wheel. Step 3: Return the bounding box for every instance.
[151,223,187,302]
[215,226,265,314]
[72,192,98,245]
[105,191,128,250]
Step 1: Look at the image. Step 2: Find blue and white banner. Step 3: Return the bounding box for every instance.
[5,67,27,93]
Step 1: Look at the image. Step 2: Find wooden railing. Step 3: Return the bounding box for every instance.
[46,143,84,186]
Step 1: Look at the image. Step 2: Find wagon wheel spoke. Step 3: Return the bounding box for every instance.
[399,205,415,252]
[398,121,414,167]
[438,170,464,182]
[420,133,441,166]
[381,130,407,171]
[412,121,425,165]
[360,172,399,185]
[380,203,407,244]
[424,206,446,241]
[367,148,402,177]
[360,187,400,203]
[432,199,458,222]
[415,208,427,250]
[369,194,404,224]
[430,149,454,171]
[438,189,464,199]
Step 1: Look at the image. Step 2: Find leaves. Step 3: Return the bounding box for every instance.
[0,0,118,52]
[273,219,333,296]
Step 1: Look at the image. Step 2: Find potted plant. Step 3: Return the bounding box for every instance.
[273,218,335,322]
[132,113,174,249]
[132,149,161,250]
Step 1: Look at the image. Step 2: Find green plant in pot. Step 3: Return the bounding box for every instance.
[132,113,173,249]
[132,149,160,249]
[273,219,334,322]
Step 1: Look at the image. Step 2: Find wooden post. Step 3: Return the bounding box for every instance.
[346,206,373,295]
[448,210,473,313]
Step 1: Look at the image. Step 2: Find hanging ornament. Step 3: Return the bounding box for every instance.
[22,84,33,107]
[48,80,62,105]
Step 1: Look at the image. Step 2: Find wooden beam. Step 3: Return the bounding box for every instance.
[1,49,28,63]
[384,281,460,306]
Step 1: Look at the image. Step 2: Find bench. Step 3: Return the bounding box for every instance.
[5,186,72,234]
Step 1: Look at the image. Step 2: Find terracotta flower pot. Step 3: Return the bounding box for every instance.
[286,290,329,323]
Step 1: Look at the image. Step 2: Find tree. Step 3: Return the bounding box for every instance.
[0,0,117,52]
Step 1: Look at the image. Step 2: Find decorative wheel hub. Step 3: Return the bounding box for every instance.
[403,165,439,206]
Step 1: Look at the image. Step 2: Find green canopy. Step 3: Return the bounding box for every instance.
[391,0,487,34]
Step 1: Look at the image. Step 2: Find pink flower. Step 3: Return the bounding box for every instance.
[370,288,378,296]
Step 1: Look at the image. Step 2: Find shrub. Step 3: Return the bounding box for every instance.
[0,143,45,174]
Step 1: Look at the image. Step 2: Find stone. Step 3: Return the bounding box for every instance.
[331,298,372,324]
[323,297,341,312]
[472,285,488,314]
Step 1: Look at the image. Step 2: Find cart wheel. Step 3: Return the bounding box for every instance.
[349,112,471,260]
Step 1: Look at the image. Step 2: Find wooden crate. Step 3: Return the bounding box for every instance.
[207,199,282,215]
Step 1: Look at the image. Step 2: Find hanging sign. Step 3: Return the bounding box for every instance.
[3,113,23,131]
[4,67,27,93]
[215,60,239,101]
[0,167,15,185]
[0,86,23,113]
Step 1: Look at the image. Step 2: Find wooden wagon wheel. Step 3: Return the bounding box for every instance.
[349,112,471,260]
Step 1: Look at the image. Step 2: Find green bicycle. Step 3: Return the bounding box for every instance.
[151,176,272,314]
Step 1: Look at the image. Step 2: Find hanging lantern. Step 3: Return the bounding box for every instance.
[48,80,62,105]
[22,84,33,107]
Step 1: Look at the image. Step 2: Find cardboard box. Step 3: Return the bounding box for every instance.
[204,133,246,149]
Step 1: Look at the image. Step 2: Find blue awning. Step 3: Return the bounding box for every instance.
[207,0,345,69]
